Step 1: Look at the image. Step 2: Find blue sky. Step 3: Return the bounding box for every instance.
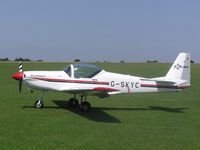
[0,0,200,62]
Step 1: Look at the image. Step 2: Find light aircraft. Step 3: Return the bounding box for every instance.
[12,53,190,111]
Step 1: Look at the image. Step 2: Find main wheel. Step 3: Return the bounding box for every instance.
[35,100,44,108]
[68,98,78,107]
[80,102,91,112]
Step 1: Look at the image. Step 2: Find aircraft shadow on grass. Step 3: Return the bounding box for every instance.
[99,106,188,113]
[22,100,188,123]
[22,100,121,123]
[53,100,121,123]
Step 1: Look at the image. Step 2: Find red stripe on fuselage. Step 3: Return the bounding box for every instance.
[32,77,109,85]
[94,87,119,92]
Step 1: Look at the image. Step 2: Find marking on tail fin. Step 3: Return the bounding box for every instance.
[174,64,182,70]
[183,66,189,68]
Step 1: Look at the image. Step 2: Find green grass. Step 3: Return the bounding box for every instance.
[0,62,200,150]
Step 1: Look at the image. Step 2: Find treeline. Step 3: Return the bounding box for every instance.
[0,57,196,63]
[146,60,158,63]
[0,58,9,61]
[15,58,31,61]
[0,58,43,62]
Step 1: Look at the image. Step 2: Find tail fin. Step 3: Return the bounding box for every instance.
[165,53,190,86]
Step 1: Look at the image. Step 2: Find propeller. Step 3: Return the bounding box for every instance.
[12,62,24,93]
[19,79,22,93]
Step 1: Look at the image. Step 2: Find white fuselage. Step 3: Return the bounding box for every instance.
[23,70,182,96]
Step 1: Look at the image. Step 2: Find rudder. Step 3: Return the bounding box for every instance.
[165,53,190,86]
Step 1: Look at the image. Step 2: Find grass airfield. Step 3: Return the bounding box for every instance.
[0,62,200,150]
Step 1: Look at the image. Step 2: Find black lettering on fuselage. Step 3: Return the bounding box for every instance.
[131,82,134,88]
[111,81,140,89]
[121,81,125,87]
[111,81,115,87]
[125,82,129,87]
[135,82,140,88]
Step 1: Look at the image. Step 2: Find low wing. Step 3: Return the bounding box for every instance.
[60,87,119,98]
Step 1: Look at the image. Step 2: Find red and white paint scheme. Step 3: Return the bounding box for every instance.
[12,53,190,111]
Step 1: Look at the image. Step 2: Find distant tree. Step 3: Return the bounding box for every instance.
[103,61,107,63]
[24,58,31,61]
[74,59,80,62]
[153,60,158,63]
[96,61,100,63]
[146,60,158,63]
[15,58,23,61]
[120,60,125,63]
[146,60,151,63]
[190,60,195,64]
[38,59,43,62]
[15,58,31,61]
[2,58,9,61]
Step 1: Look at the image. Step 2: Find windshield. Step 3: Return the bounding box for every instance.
[73,64,102,78]
[63,65,71,77]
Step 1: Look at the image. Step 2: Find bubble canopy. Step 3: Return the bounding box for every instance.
[64,63,103,78]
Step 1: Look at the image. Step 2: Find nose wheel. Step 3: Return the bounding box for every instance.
[34,91,44,109]
[35,98,44,108]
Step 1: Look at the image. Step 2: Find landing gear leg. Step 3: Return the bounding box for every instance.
[79,95,91,112]
[34,91,44,108]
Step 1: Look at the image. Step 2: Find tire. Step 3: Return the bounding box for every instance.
[68,98,78,107]
[80,102,91,112]
[35,100,44,108]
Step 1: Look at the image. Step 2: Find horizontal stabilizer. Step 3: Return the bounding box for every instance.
[140,78,176,85]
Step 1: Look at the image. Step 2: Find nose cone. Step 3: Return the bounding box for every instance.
[12,72,24,80]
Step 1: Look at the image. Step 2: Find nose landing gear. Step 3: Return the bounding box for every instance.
[35,98,44,108]
[34,91,44,109]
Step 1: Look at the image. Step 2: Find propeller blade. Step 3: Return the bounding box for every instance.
[19,79,22,93]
